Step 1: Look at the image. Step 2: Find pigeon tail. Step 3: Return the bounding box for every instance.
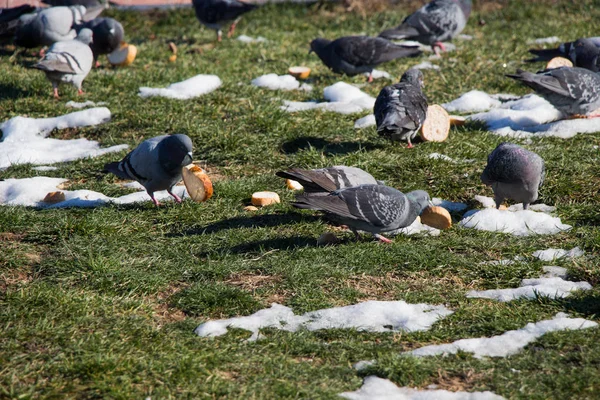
[276,169,338,194]
[103,161,132,180]
[526,48,564,62]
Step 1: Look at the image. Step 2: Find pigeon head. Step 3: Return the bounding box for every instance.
[400,68,424,88]
[406,190,431,214]
[158,134,194,173]
[570,38,600,72]
[76,28,94,45]
[309,38,331,55]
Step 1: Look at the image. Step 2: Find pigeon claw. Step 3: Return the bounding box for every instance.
[227,22,237,38]
[168,190,183,203]
[367,72,374,83]
[374,234,393,244]
[53,88,59,99]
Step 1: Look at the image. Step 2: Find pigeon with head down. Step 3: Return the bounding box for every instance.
[374,68,428,148]
[77,17,124,64]
[379,0,472,56]
[192,0,258,42]
[527,37,600,72]
[276,166,381,195]
[103,134,194,206]
[293,184,431,243]
[481,142,545,210]
[506,67,600,117]
[310,36,422,82]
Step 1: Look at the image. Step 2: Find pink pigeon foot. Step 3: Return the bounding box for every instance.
[53,88,59,99]
[227,22,237,38]
[367,72,373,83]
[374,234,392,244]
[149,193,161,207]
[168,190,183,203]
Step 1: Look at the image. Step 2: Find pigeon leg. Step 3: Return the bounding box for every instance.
[407,138,414,149]
[53,87,59,99]
[95,60,101,68]
[77,89,84,96]
[523,203,529,210]
[227,19,239,38]
[149,193,161,207]
[168,189,183,203]
[350,228,361,241]
[217,30,223,42]
[367,72,374,83]
[374,233,393,244]
[38,47,46,58]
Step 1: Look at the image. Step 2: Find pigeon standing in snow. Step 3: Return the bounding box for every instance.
[77,17,124,64]
[374,68,428,148]
[276,166,381,195]
[192,0,258,42]
[527,37,600,72]
[506,67,600,117]
[293,184,431,243]
[379,0,472,56]
[32,28,94,98]
[481,143,545,210]
[310,36,422,82]
[103,134,194,206]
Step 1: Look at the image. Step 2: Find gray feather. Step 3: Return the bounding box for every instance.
[277,166,379,195]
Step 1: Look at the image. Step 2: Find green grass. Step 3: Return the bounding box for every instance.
[2,1,600,398]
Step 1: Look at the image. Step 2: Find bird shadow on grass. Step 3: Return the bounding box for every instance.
[556,293,600,319]
[280,136,383,155]
[169,212,321,237]
[222,236,318,255]
[0,83,32,100]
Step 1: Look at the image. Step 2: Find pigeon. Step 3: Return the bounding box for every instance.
[15,5,103,49]
[276,166,381,195]
[192,0,258,42]
[527,37,600,72]
[506,67,600,117]
[103,134,194,206]
[379,0,472,56]
[293,184,431,243]
[32,28,94,98]
[77,17,124,63]
[374,68,428,148]
[0,4,36,38]
[310,36,422,82]
[481,142,545,210]
[42,0,103,7]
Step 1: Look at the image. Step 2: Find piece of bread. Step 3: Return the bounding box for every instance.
[244,205,259,211]
[288,66,311,79]
[286,179,303,191]
[251,191,280,206]
[420,206,452,230]
[108,43,137,67]
[546,57,573,69]
[181,164,213,202]
[420,105,450,142]
[449,115,466,127]
[42,191,65,204]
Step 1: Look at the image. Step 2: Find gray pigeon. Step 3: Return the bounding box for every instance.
[310,36,422,82]
[32,28,94,98]
[379,0,472,56]
[103,134,194,206]
[481,142,545,210]
[374,68,428,148]
[0,5,35,38]
[192,0,258,42]
[276,166,381,195]
[293,184,431,243]
[15,5,103,49]
[506,67,600,117]
[528,37,600,72]
[77,17,124,63]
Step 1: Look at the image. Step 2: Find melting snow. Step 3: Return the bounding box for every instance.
[282,82,375,114]
[363,69,391,79]
[413,61,440,70]
[0,177,187,208]
[396,41,456,53]
[442,90,502,113]
[32,166,58,171]
[459,208,571,236]
[139,74,222,100]
[65,100,107,109]
[352,360,376,371]
[392,217,441,236]
[473,195,556,213]
[533,247,585,261]
[354,114,376,129]
[195,301,453,341]
[0,108,126,170]
[339,376,505,400]
[407,313,597,359]
[251,74,312,91]
[236,35,267,43]
[529,36,561,44]
[457,34,474,40]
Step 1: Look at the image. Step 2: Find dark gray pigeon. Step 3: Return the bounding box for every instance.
[0,5,36,38]
[192,0,258,42]
[310,36,422,82]
[77,17,124,63]
[32,28,94,98]
[481,142,545,210]
[374,68,428,148]
[276,166,381,195]
[42,0,103,7]
[293,184,431,243]
[527,37,600,72]
[379,0,472,56]
[506,67,600,117]
[15,5,103,49]
[103,134,194,206]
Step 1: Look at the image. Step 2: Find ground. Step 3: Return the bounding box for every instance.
[1,1,600,398]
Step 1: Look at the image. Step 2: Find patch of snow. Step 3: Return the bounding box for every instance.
[339,376,505,400]
[432,197,468,212]
[282,82,375,115]
[533,247,585,262]
[457,34,474,40]
[0,108,125,170]
[442,90,502,113]
[65,100,107,109]
[364,69,391,79]
[195,301,453,341]
[459,208,571,236]
[413,61,440,70]
[236,35,267,43]
[473,196,555,213]
[352,360,375,371]
[139,74,222,100]
[429,153,454,162]
[0,177,187,208]
[121,181,145,190]
[354,114,376,129]
[407,313,596,359]
[32,166,58,171]
[396,41,456,53]
[528,36,561,44]
[251,74,305,91]
[391,217,441,236]
[542,266,568,279]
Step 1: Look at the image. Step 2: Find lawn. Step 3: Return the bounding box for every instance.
[1,1,600,398]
